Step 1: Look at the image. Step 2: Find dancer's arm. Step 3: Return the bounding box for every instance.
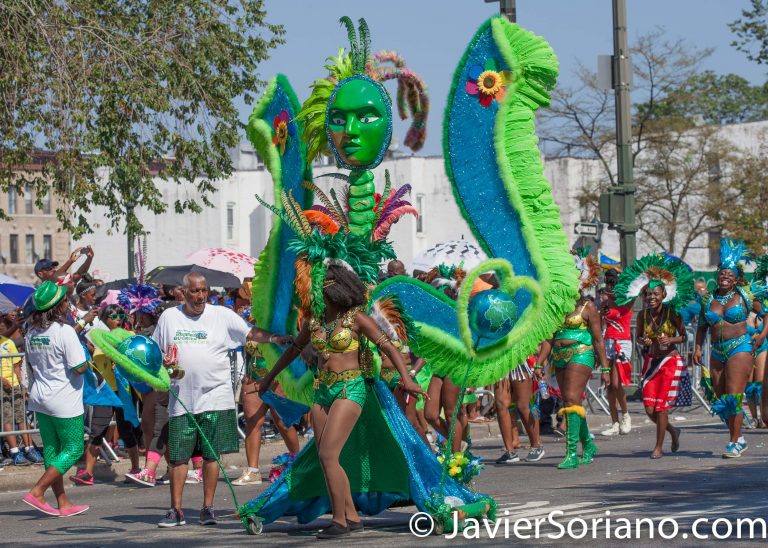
[256,321,310,395]
[585,301,609,371]
[356,312,427,398]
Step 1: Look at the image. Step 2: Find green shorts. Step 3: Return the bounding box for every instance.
[314,376,367,408]
[169,409,239,464]
[551,343,594,369]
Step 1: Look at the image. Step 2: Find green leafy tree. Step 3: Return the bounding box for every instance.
[730,0,768,66]
[0,1,283,238]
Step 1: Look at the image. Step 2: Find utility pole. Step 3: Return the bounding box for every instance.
[612,0,636,267]
[500,0,516,21]
[484,0,516,22]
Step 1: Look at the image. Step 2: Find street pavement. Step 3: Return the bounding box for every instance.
[2,401,768,545]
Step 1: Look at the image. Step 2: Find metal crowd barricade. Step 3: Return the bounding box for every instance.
[0,352,40,437]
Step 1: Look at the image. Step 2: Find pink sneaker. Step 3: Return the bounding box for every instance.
[69,469,94,486]
[125,468,156,487]
[22,493,59,516]
[58,504,89,517]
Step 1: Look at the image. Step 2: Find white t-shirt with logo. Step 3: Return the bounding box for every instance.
[153,304,251,417]
[26,322,88,418]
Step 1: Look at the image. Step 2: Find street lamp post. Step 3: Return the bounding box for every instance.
[484,0,517,22]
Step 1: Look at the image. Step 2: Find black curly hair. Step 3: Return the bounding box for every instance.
[322,263,367,311]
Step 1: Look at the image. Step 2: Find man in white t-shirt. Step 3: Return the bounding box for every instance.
[153,272,291,528]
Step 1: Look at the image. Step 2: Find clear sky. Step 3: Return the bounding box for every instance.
[248,0,765,156]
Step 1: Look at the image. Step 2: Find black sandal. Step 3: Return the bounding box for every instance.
[317,521,350,539]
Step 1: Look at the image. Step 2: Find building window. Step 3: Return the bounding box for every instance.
[226,203,235,240]
[25,235,35,264]
[43,235,52,260]
[42,191,51,214]
[415,194,425,234]
[7,189,16,215]
[24,184,33,214]
[9,235,18,264]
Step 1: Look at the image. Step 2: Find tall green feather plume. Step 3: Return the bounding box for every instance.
[339,16,359,73]
[358,18,371,72]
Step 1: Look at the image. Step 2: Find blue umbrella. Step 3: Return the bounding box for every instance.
[0,274,35,312]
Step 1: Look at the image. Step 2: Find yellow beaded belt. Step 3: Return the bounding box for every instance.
[379,368,399,383]
[315,369,363,388]
[552,344,593,362]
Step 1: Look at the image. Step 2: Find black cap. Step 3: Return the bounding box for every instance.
[34,258,59,274]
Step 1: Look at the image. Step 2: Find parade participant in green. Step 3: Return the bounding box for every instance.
[536,250,607,469]
[22,281,89,517]
[153,272,290,528]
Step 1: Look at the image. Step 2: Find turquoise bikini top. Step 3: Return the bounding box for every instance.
[704,290,748,326]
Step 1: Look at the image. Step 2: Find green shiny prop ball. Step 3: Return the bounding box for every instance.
[468,289,518,340]
[116,335,163,389]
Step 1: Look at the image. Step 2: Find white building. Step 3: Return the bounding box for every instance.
[80,119,768,281]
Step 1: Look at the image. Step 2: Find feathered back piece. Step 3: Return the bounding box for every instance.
[370,294,419,347]
[368,50,430,151]
[572,247,600,291]
[613,253,695,312]
[119,284,162,315]
[372,172,418,240]
[719,239,751,272]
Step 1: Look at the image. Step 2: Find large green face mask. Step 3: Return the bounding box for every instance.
[326,76,392,169]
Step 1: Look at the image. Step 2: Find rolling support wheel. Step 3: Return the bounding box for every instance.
[433,519,444,536]
[245,516,263,535]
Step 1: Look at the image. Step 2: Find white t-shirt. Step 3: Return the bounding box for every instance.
[26,322,87,418]
[153,304,251,417]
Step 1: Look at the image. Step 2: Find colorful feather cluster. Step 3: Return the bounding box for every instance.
[572,247,600,292]
[719,239,751,272]
[118,284,162,315]
[370,294,419,348]
[368,50,430,151]
[613,253,694,312]
[373,179,418,240]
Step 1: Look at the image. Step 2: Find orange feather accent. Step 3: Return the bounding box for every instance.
[304,210,340,235]
[294,258,312,315]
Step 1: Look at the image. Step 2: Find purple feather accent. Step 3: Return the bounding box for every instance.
[119,284,162,315]
[378,185,413,222]
[311,204,333,216]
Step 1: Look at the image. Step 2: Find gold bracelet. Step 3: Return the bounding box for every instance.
[374,334,391,347]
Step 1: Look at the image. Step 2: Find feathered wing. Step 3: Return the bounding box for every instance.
[246,74,315,404]
[372,17,578,387]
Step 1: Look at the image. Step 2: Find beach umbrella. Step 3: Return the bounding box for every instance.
[0,274,35,313]
[409,239,488,274]
[185,248,256,282]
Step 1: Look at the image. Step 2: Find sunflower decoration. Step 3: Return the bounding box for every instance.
[465,59,511,107]
[272,109,295,155]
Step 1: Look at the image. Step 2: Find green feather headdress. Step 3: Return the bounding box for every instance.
[754,255,768,284]
[257,190,394,319]
[614,253,695,312]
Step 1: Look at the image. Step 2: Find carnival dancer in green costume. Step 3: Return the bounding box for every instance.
[613,253,695,458]
[535,250,607,469]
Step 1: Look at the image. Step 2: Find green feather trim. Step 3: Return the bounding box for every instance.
[436,17,578,381]
[246,75,312,331]
[90,328,171,392]
[614,253,695,312]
